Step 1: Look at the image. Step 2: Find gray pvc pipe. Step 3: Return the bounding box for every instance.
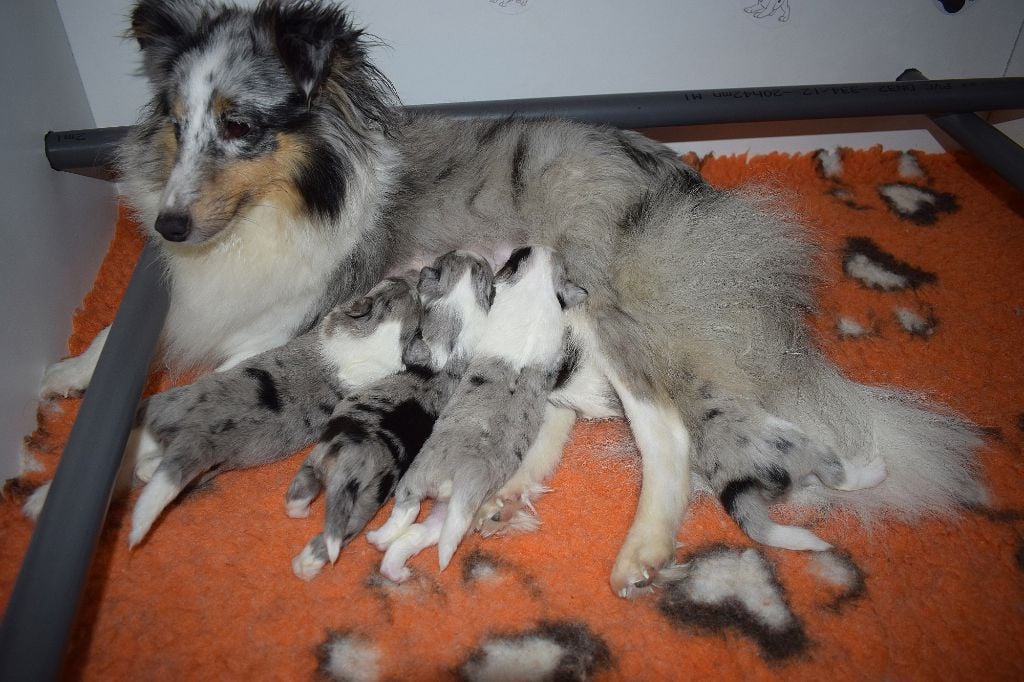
[0,242,169,681]
[45,76,1024,177]
[897,69,1024,194]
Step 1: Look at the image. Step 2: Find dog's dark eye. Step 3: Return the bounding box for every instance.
[222,119,251,140]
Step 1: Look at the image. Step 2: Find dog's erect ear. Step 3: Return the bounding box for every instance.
[556,279,588,309]
[259,1,359,101]
[402,334,432,369]
[129,0,206,80]
[345,296,373,318]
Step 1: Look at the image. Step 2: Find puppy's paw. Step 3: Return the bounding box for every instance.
[134,456,163,484]
[475,488,541,537]
[292,535,330,581]
[610,534,676,599]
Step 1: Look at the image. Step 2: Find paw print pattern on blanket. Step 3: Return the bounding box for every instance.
[811,147,962,342]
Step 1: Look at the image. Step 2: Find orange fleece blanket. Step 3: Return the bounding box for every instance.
[3,147,1023,680]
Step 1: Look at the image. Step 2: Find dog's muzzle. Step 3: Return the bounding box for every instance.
[154,212,192,242]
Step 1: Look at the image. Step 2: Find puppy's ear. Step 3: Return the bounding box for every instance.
[402,334,432,369]
[129,0,206,80]
[418,266,440,287]
[345,296,373,318]
[259,1,359,101]
[556,279,588,309]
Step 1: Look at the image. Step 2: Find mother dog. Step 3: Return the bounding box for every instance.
[41,0,983,596]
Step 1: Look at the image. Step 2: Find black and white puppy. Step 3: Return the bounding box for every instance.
[286,251,495,580]
[127,275,422,546]
[367,246,587,581]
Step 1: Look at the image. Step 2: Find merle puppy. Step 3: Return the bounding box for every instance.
[285,251,495,580]
[127,274,422,546]
[367,246,587,580]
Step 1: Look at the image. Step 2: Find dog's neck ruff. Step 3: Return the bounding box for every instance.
[154,138,402,371]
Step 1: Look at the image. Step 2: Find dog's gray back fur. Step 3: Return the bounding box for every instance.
[121,0,985,559]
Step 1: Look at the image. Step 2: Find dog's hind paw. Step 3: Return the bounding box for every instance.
[39,328,109,399]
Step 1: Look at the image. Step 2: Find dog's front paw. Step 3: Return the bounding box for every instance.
[610,534,676,599]
[39,356,92,399]
[21,482,51,521]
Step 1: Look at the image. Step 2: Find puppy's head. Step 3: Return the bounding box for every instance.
[407,251,495,371]
[126,0,397,244]
[495,246,588,310]
[323,275,421,348]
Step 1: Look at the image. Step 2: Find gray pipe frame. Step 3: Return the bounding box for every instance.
[0,242,168,680]
[6,72,1024,678]
[44,76,1024,177]
[897,70,1024,194]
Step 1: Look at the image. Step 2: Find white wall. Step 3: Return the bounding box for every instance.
[57,0,1024,154]
[1,0,116,478]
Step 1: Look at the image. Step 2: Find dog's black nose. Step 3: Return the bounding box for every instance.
[154,212,192,242]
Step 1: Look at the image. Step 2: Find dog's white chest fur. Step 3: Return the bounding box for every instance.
[161,204,354,369]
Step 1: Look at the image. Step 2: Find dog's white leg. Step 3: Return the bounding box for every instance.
[605,373,691,598]
[40,326,109,398]
[475,404,576,536]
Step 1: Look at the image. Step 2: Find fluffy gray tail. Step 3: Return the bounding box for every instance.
[780,355,987,520]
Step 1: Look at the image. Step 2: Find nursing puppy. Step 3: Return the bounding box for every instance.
[368,247,587,581]
[127,275,422,546]
[40,0,985,594]
[477,322,887,555]
[287,251,494,580]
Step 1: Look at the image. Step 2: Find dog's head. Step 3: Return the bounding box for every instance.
[126,0,397,244]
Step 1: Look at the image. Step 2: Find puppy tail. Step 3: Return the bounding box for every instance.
[781,355,987,520]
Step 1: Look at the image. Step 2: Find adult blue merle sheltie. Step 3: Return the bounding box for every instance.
[41,0,984,596]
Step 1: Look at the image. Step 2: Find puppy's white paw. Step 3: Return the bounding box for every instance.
[128,470,181,547]
[134,456,163,484]
[475,489,542,537]
[292,541,328,581]
[285,498,312,519]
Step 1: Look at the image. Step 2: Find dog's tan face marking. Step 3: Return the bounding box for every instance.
[189,132,308,241]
